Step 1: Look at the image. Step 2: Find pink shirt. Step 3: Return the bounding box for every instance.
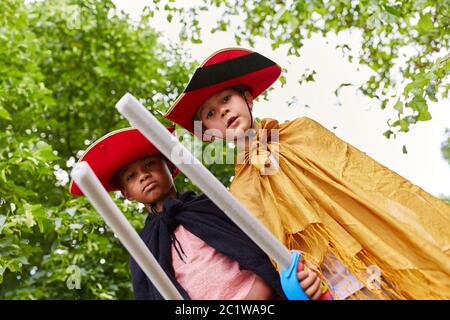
[171,225,257,300]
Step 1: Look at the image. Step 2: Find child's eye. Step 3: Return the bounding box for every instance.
[145,161,153,169]
[127,172,136,181]
[206,110,215,119]
[223,95,230,103]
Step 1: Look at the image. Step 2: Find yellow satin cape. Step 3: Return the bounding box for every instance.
[230,117,450,300]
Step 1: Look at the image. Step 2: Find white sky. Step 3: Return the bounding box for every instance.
[113,0,450,197]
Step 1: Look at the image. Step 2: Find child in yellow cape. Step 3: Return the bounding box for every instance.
[164,48,450,300]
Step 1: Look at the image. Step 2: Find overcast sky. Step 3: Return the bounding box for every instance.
[113,0,450,197]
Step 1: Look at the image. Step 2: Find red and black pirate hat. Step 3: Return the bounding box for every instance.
[164,48,281,133]
[69,127,179,196]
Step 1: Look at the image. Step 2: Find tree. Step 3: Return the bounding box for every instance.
[0,0,234,299]
[156,0,449,139]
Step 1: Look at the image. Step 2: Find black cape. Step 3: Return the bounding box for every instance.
[129,191,286,300]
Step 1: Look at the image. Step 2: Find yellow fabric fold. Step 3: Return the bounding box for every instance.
[230,117,450,299]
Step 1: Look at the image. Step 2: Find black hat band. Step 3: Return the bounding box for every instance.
[185,52,277,93]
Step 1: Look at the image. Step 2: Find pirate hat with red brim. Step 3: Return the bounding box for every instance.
[164,48,281,133]
[69,127,179,196]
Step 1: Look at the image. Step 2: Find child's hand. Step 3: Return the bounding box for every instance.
[297,260,323,300]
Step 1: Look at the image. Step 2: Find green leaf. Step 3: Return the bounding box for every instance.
[393,100,403,114]
[98,292,114,300]
[408,95,426,111]
[408,95,431,121]
[403,76,428,97]
[402,145,408,154]
[0,169,7,183]
[23,203,37,228]
[16,256,29,265]
[383,130,393,139]
[305,73,315,82]
[298,70,317,85]
[383,5,402,17]
[425,83,437,102]
[417,109,432,121]
[279,75,287,87]
[0,107,12,121]
[393,118,410,132]
[417,14,434,33]
[35,141,60,161]
[274,8,288,22]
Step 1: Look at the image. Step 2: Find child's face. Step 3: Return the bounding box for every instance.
[197,89,253,140]
[117,155,175,206]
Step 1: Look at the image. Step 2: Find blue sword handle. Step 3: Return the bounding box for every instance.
[280,250,310,300]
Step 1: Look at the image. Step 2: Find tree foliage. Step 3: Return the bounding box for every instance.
[155,0,449,138]
[0,0,236,299]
